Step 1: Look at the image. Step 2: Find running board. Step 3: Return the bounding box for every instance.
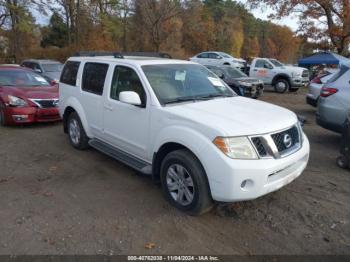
[89,139,152,175]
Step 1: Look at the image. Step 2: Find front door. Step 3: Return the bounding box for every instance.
[103,65,150,161]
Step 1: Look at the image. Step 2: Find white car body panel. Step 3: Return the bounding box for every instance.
[249,58,309,87]
[59,56,309,203]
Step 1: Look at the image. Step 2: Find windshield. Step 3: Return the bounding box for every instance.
[269,59,284,67]
[0,70,50,87]
[42,63,63,72]
[225,67,247,78]
[218,52,232,58]
[142,64,235,104]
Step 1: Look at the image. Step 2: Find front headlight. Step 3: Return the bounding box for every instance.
[238,81,252,87]
[213,136,258,159]
[8,95,28,107]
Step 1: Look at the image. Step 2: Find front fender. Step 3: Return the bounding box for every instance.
[61,97,92,138]
[153,126,216,187]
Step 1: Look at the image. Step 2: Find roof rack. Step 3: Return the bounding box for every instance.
[73,51,124,59]
[72,51,172,59]
[122,52,172,59]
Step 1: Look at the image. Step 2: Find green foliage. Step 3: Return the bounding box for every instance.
[41,12,68,48]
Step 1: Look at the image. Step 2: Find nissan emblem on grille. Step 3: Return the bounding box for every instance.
[283,133,292,148]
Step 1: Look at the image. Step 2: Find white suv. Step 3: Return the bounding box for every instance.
[59,52,310,215]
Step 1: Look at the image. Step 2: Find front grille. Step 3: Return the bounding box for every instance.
[251,125,301,158]
[302,70,309,78]
[32,99,58,108]
[271,126,300,153]
[251,137,267,157]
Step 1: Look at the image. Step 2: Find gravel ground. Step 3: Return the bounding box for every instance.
[0,87,349,255]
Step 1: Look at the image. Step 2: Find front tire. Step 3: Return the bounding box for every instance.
[274,79,289,93]
[67,112,89,150]
[160,149,213,215]
[0,107,6,126]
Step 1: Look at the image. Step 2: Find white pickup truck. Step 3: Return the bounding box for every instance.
[249,58,309,93]
[59,53,310,215]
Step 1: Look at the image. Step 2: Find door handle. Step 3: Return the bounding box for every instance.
[104,104,113,111]
[253,69,258,71]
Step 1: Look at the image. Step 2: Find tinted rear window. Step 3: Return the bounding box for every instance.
[60,61,80,86]
[328,66,349,83]
[82,62,109,95]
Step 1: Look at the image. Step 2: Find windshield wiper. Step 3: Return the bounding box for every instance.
[196,93,233,100]
[163,97,198,105]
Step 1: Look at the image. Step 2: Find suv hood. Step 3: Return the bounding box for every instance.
[280,65,305,74]
[0,85,58,100]
[164,97,297,137]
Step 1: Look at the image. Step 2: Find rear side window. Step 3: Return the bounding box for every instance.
[328,66,348,83]
[197,53,209,59]
[82,62,109,95]
[60,61,80,86]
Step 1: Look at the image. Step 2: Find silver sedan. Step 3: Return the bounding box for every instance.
[316,65,350,133]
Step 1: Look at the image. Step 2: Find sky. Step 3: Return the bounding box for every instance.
[32,0,299,32]
[236,0,299,31]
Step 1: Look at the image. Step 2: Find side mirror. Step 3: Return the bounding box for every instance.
[218,73,225,79]
[34,68,42,73]
[264,64,273,69]
[119,91,142,106]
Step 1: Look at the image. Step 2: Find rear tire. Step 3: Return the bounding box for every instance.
[67,112,89,150]
[274,79,289,93]
[160,149,213,216]
[336,155,349,169]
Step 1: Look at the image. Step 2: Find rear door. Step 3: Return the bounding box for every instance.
[194,52,209,65]
[80,62,110,138]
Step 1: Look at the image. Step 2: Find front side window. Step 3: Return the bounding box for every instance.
[60,61,80,86]
[110,66,146,104]
[142,64,234,105]
[269,59,284,67]
[82,62,109,95]
[0,69,49,87]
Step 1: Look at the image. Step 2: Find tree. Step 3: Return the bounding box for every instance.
[247,0,350,55]
[132,0,181,51]
[41,11,68,48]
[0,0,38,62]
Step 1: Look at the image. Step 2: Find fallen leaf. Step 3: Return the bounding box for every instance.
[144,243,156,249]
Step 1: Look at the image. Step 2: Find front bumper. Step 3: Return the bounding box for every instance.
[3,106,61,125]
[292,77,309,87]
[203,134,310,202]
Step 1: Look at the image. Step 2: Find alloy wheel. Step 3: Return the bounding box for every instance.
[166,164,195,206]
[69,118,81,145]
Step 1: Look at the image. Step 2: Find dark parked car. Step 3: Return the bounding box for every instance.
[205,65,264,98]
[21,59,63,84]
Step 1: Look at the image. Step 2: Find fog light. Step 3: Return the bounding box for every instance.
[241,179,254,191]
[12,115,29,122]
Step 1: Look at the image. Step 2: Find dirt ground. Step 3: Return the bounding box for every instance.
[0,87,349,255]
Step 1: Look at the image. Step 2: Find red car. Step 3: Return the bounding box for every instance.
[0,66,60,126]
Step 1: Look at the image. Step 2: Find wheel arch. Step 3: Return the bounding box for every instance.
[272,73,291,86]
[62,97,92,137]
